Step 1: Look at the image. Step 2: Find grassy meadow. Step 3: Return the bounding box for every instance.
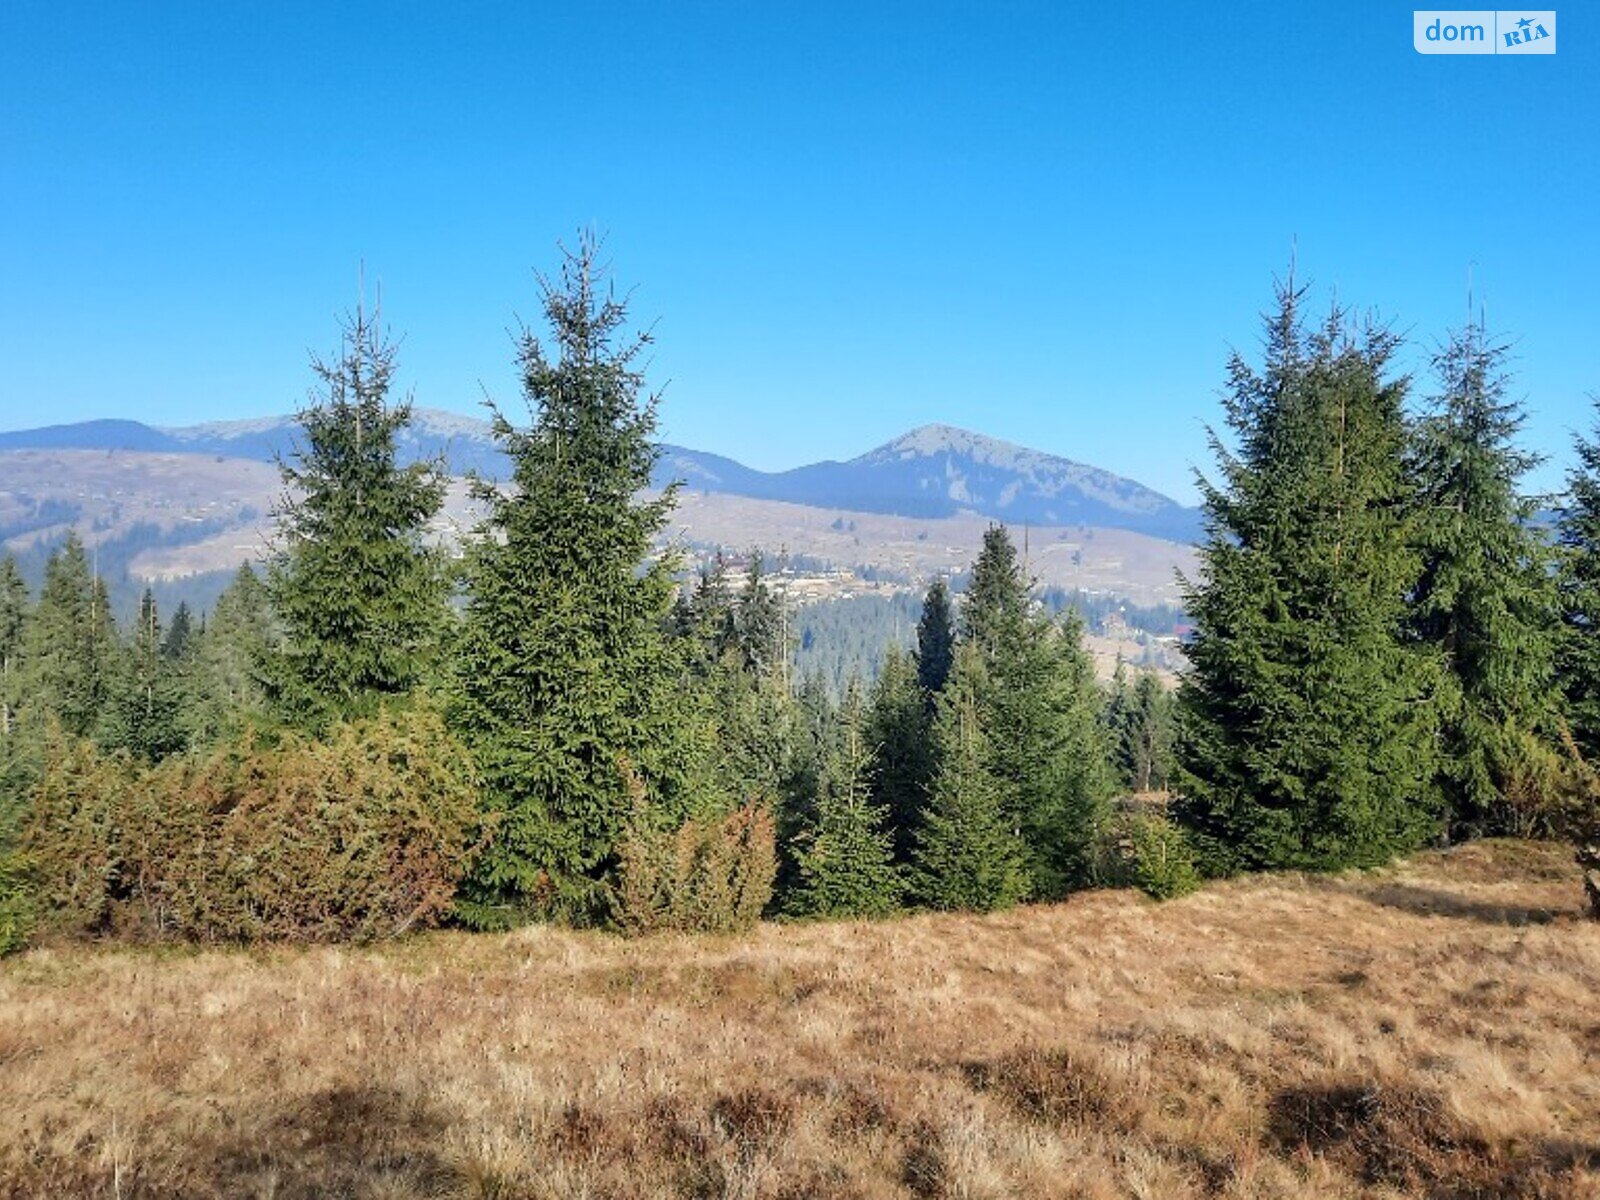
[1,839,1596,1200]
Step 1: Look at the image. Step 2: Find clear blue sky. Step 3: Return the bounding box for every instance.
[2,1,1595,505]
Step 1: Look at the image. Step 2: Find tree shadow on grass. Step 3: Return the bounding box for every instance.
[1345,881,1570,927]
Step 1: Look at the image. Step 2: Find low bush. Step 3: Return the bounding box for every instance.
[608,796,777,936]
[1096,807,1201,900]
[24,705,481,943]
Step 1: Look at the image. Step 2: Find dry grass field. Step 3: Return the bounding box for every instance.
[1,840,1596,1199]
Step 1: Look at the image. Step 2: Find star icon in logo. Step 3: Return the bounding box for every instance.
[1517,16,1534,29]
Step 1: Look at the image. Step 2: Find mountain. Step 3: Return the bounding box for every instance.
[0,410,1201,541]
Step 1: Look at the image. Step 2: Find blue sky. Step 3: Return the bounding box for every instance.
[2,1,1595,505]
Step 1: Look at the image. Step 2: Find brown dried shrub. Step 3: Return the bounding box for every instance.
[24,705,480,943]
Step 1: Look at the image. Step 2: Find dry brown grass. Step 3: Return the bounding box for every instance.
[2,839,1596,1199]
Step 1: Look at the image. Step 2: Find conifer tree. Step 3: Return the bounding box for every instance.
[1410,322,1560,834]
[912,645,1029,911]
[108,588,184,761]
[735,551,787,680]
[451,236,694,922]
[1105,662,1176,793]
[187,563,275,746]
[1558,393,1600,763]
[961,524,1111,896]
[0,557,26,743]
[915,576,955,695]
[789,685,902,918]
[266,299,450,727]
[865,645,933,863]
[24,534,117,741]
[1176,283,1444,872]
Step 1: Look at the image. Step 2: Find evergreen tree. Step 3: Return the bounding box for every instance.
[1124,670,1175,793]
[23,534,117,740]
[108,588,184,761]
[915,576,955,695]
[961,525,1111,896]
[0,557,26,743]
[1559,394,1600,763]
[161,602,196,661]
[735,551,787,680]
[1411,322,1560,834]
[789,685,902,918]
[912,645,1029,911]
[187,563,275,746]
[266,299,450,727]
[451,236,694,922]
[1105,662,1176,794]
[865,645,933,863]
[1176,283,1444,873]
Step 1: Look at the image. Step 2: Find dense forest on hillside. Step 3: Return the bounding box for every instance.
[2,247,1598,956]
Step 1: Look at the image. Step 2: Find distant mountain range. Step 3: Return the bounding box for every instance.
[0,409,1201,542]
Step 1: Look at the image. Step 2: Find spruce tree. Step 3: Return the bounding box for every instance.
[915,576,955,695]
[735,551,787,680]
[187,563,275,746]
[865,645,934,863]
[912,645,1029,911]
[0,557,26,742]
[789,685,902,918]
[1176,283,1444,872]
[1125,670,1175,793]
[961,525,1111,897]
[1558,394,1600,763]
[451,236,693,922]
[266,299,449,728]
[24,534,117,741]
[1106,663,1176,794]
[108,588,184,761]
[1411,322,1560,834]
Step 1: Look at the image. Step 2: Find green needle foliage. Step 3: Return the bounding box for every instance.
[266,300,450,729]
[912,645,1029,912]
[789,686,903,919]
[963,525,1111,897]
[1558,393,1600,766]
[187,564,275,747]
[23,534,117,742]
[451,235,694,924]
[866,645,934,864]
[1176,282,1445,874]
[915,576,955,695]
[1410,322,1561,835]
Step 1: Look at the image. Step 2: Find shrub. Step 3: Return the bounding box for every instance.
[1097,808,1201,901]
[0,847,33,956]
[609,798,777,936]
[24,705,482,943]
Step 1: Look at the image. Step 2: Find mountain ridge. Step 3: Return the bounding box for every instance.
[0,410,1201,541]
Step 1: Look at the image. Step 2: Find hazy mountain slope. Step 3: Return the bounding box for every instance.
[0,411,1200,540]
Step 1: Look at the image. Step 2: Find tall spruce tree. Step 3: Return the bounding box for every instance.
[1410,322,1560,834]
[789,684,903,918]
[266,299,449,727]
[108,588,184,761]
[865,645,934,863]
[1557,394,1600,764]
[1176,283,1444,872]
[912,644,1029,911]
[1106,663,1176,794]
[187,563,275,746]
[915,576,955,695]
[451,236,694,922]
[961,524,1111,897]
[0,557,25,743]
[24,534,117,741]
